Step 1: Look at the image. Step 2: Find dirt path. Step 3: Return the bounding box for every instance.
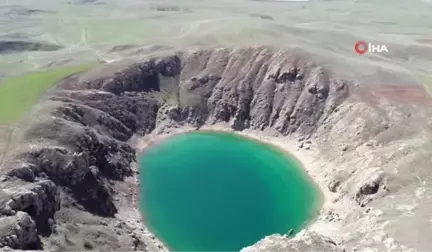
[357,85,432,107]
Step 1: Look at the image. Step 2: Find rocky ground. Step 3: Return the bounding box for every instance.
[0,46,431,251]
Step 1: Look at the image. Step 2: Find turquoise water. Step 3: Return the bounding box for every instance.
[139,131,322,251]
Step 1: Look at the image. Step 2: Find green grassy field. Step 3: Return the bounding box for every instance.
[0,63,95,124]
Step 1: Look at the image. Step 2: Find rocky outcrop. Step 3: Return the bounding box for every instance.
[240,231,341,252]
[0,178,59,236]
[355,170,388,207]
[178,48,348,134]
[0,47,350,250]
[0,211,39,249]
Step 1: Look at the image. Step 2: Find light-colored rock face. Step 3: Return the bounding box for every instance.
[176,48,348,134]
[241,231,341,252]
[0,47,432,251]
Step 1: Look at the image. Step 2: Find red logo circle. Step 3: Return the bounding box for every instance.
[354,41,368,55]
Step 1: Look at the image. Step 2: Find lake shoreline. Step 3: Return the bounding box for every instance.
[128,123,331,251]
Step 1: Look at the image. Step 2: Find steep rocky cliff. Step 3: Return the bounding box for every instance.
[1,46,431,251]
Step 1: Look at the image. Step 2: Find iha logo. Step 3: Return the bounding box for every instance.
[354,41,389,55]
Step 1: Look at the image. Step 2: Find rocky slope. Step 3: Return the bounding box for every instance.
[0,46,431,251]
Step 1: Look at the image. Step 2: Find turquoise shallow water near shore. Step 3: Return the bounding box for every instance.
[139,132,322,251]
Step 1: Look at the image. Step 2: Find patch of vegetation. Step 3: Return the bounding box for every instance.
[0,63,95,124]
